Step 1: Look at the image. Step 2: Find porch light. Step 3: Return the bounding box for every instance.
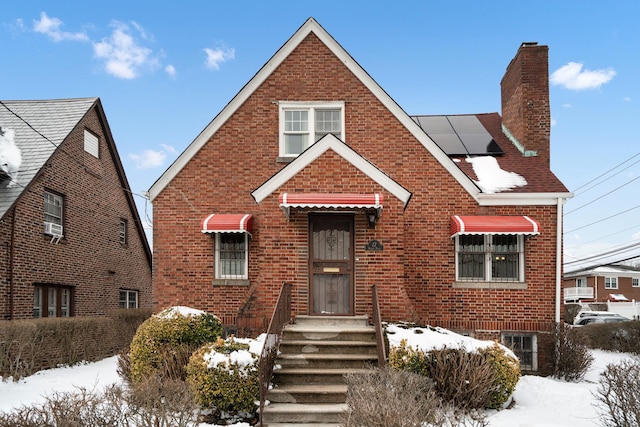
[368,212,377,228]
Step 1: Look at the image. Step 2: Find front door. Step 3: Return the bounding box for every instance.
[309,213,354,315]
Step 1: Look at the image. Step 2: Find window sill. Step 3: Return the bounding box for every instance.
[452,281,527,290]
[212,279,250,287]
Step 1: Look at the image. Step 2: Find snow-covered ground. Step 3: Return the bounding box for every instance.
[1,325,637,427]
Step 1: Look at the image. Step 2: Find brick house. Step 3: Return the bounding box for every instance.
[563,264,640,303]
[149,19,571,372]
[0,98,152,320]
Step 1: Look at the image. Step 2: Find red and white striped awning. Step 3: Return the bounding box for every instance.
[450,215,540,237]
[201,214,253,235]
[279,193,383,209]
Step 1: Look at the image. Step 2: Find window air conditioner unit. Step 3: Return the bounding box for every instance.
[44,222,63,237]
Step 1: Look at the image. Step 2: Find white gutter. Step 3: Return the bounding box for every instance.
[556,197,564,323]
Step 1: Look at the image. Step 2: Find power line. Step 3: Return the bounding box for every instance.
[565,174,640,215]
[571,152,640,193]
[564,204,640,234]
[565,240,640,266]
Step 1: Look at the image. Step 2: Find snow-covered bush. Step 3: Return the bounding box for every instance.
[387,324,520,410]
[185,336,261,424]
[128,306,223,384]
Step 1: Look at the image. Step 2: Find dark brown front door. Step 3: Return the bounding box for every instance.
[309,213,354,315]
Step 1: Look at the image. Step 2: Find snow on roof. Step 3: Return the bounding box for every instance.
[465,156,527,194]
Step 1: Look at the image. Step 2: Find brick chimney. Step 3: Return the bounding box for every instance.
[500,42,550,166]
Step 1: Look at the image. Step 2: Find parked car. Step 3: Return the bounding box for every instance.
[573,311,628,325]
[575,315,629,326]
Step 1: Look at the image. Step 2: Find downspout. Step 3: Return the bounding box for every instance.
[8,207,16,320]
[555,197,563,323]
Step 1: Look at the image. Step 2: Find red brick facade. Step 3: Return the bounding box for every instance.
[151,21,569,372]
[0,101,152,320]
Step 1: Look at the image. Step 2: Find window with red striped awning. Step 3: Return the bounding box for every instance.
[450,215,540,237]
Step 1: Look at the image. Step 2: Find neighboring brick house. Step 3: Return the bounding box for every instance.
[0,98,152,320]
[563,264,640,303]
[149,19,571,372]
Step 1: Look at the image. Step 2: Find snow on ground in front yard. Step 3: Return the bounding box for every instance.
[1,324,637,426]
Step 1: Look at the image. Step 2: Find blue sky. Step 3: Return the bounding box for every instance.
[2,1,639,269]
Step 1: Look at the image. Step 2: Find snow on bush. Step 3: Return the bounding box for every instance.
[128,306,223,384]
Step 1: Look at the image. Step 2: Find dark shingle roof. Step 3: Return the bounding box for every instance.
[0,98,97,218]
[411,112,569,194]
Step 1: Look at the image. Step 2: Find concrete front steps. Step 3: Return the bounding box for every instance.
[261,315,378,426]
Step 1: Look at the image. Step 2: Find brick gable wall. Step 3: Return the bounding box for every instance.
[0,106,152,320]
[153,33,561,371]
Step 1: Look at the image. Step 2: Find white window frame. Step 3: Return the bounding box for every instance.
[604,276,618,289]
[84,129,99,158]
[119,290,139,309]
[119,219,127,245]
[633,278,639,288]
[44,191,63,225]
[278,101,345,157]
[502,333,538,371]
[576,277,587,287]
[455,234,525,282]
[215,233,249,280]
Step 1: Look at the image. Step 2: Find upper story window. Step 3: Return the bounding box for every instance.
[455,234,525,282]
[279,101,344,157]
[576,278,587,287]
[44,191,63,225]
[633,278,639,288]
[605,277,618,289]
[84,129,99,158]
[119,219,128,245]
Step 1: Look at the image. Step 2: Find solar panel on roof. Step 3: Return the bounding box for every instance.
[412,115,503,156]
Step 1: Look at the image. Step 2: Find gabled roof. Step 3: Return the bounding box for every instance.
[251,134,412,206]
[149,18,478,202]
[0,98,97,218]
[0,98,152,264]
[149,17,572,207]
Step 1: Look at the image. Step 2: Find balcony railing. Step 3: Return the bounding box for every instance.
[564,287,594,302]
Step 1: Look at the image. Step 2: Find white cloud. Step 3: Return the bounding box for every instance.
[33,11,88,42]
[624,97,632,103]
[165,64,176,77]
[551,117,557,127]
[204,46,235,70]
[129,144,176,169]
[550,62,616,90]
[93,21,160,79]
[129,149,166,169]
[562,103,573,108]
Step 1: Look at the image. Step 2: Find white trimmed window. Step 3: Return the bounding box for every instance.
[279,101,344,157]
[633,278,639,288]
[34,284,73,318]
[576,278,587,287]
[84,129,99,158]
[455,234,525,282]
[44,191,63,226]
[503,333,538,371]
[215,233,249,279]
[119,219,127,244]
[119,290,138,308]
[605,277,618,289]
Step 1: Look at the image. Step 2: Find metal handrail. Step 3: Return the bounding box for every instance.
[258,282,292,426]
[371,285,386,368]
